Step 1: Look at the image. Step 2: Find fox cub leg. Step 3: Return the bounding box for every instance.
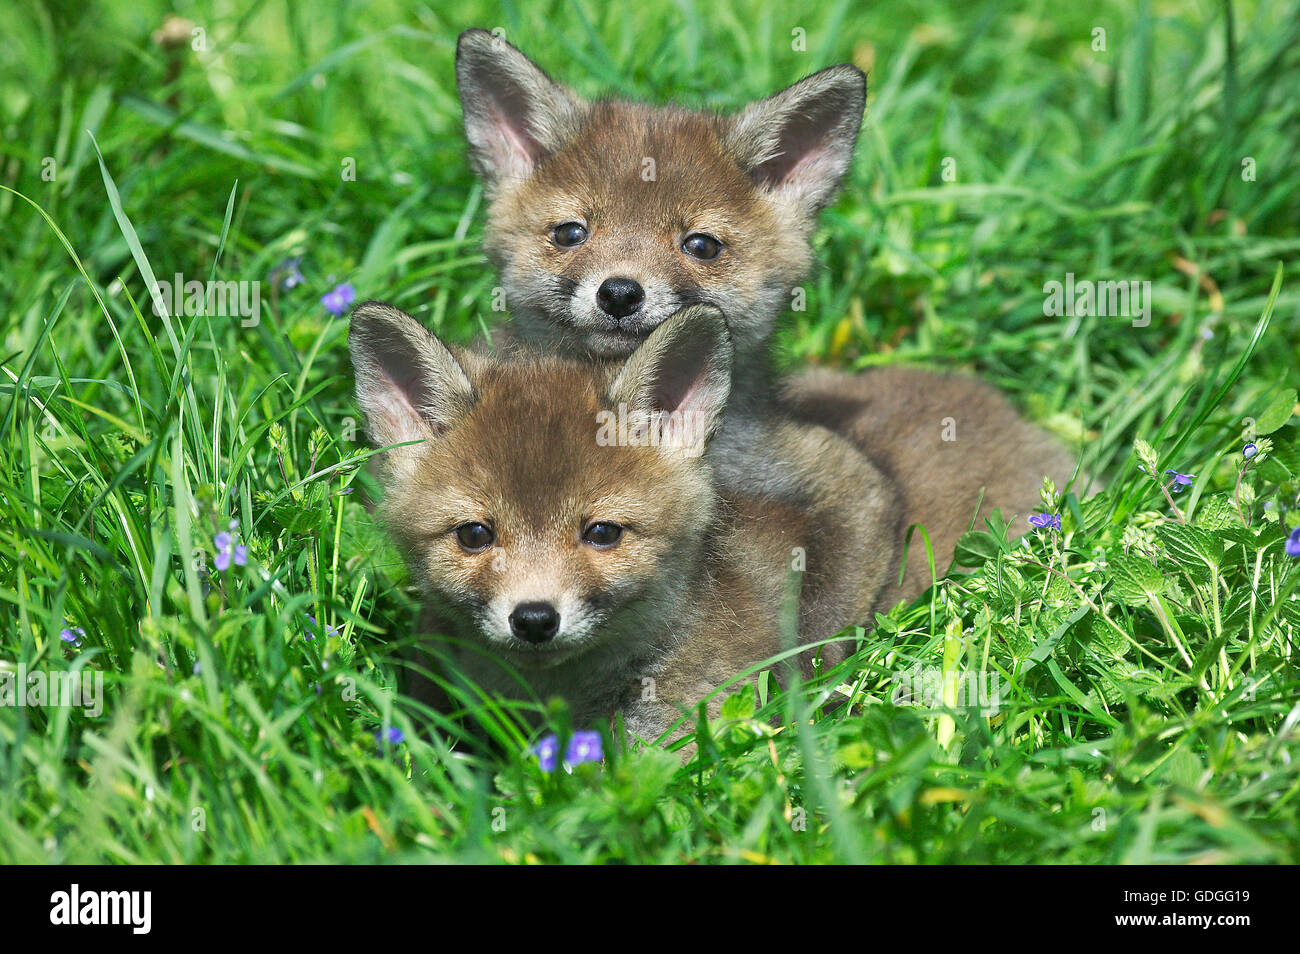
[709,414,905,662]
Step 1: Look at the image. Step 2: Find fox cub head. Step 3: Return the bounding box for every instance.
[455,29,865,364]
[350,301,733,668]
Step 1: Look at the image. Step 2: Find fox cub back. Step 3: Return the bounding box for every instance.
[350,302,848,741]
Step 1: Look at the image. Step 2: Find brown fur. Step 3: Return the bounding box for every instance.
[452,28,1082,643]
[455,31,919,650]
[455,27,859,379]
[395,34,1084,745]
[351,302,878,747]
[484,101,812,370]
[783,367,1080,607]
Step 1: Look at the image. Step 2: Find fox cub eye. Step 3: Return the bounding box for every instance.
[581,522,624,548]
[682,233,722,260]
[552,222,588,248]
[454,522,494,552]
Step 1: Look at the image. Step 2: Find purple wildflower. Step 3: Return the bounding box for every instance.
[1028,512,1061,531]
[533,733,559,772]
[270,256,304,291]
[1243,443,1258,459]
[320,282,356,316]
[60,627,85,646]
[1286,527,1300,558]
[565,731,603,766]
[213,527,248,572]
[304,613,342,640]
[375,726,405,745]
[1164,470,1195,493]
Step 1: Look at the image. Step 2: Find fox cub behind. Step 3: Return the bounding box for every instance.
[454,30,1076,615]
[350,301,857,742]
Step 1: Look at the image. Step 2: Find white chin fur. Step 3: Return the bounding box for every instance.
[583,327,653,357]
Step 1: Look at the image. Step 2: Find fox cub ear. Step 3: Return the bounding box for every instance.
[607,305,734,455]
[456,29,585,189]
[726,64,866,216]
[348,301,475,458]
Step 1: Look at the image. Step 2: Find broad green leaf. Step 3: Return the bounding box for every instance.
[954,530,1002,566]
[1192,493,1238,531]
[1109,552,1166,606]
[1259,457,1293,482]
[1158,524,1223,569]
[1264,431,1300,473]
[1255,387,1297,435]
[718,685,756,721]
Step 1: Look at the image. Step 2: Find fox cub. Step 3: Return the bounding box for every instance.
[453,30,1076,618]
[350,301,851,742]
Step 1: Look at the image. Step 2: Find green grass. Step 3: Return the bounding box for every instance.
[2,0,1299,863]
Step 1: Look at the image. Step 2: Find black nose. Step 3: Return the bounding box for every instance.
[509,601,560,644]
[596,277,645,319]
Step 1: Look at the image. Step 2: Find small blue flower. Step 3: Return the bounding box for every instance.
[321,282,356,316]
[1243,443,1258,459]
[1164,470,1195,493]
[533,733,559,772]
[270,256,305,291]
[565,731,603,766]
[213,529,248,572]
[193,662,202,675]
[1028,512,1061,531]
[375,726,405,745]
[1286,527,1300,559]
[60,627,85,646]
[304,613,341,640]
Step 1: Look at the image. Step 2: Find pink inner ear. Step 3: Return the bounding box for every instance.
[374,369,431,443]
[670,376,704,417]
[779,144,830,188]
[486,101,536,174]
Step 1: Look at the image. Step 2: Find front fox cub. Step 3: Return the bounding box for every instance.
[350,301,849,743]
[454,30,1077,617]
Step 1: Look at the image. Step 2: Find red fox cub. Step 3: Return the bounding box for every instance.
[350,301,881,743]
